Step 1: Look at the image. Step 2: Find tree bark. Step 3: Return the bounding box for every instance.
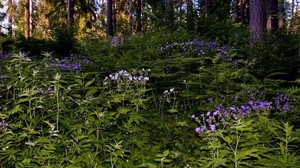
[107,0,114,37]
[7,0,13,36]
[278,0,285,28]
[24,0,30,38]
[67,0,74,27]
[249,0,267,43]
[267,0,279,33]
[113,0,117,34]
[186,0,193,30]
[136,0,142,32]
[233,0,240,22]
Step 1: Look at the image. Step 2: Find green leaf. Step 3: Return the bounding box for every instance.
[176,121,188,127]
[86,87,97,97]
[222,136,232,144]
[162,159,172,163]
[154,158,163,162]
[36,137,51,144]
[155,154,163,158]
[163,150,169,157]
[75,79,83,86]
[235,148,259,161]
[167,108,178,113]
[85,79,95,87]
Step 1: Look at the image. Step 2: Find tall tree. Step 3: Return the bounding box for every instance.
[24,0,31,38]
[67,0,74,27]
[136,0,142,32]
[7,0,14,36]
[249,0,267,43]
[107,0,114,37]
[186,0,194,30]
[267,0,279,33]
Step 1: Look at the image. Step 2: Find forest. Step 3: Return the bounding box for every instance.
[0,0,300,167]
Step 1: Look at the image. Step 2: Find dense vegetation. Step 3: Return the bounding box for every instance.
[0,25,300,167]
[1,0,300,167]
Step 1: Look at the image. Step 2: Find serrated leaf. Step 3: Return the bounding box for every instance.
[235,148,259,161]
[86,87,97,97]
[167,108,177,113]
[155,154,163,158]
[222,136,232,144]
[75,79,83,86]
[176,121,188,127]
[85,79,95,87]
[36,137,50,144]
[163,150,169,156]
[162,159,172,163]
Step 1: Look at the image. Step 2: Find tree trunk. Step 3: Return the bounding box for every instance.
[233,0,240,22]
[291,0,295,17]
[128,0,133,35]
[267,0,279,33]
[7,0,13,36]
[136,0,142,33]
[67,0,74,27]
[107,0,113,37]
[204,0,211,17]
[249,0,267,43]
[24,0,30,38]
[186,0,193,30]
[113,0,117,35]
[278,0,285,28]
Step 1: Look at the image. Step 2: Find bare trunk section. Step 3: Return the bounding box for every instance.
[67,0,74,27]
[113,0,117,35]
[249,0,267,43]
[267,0,279,33]
[107,0,114,37]
[24,0,30,38]
[128,0,133,35]
[7,0,13,36]
[233,0,240,22]
[136,0,142,32]
[186,0,193,30]
[278,0,285,28]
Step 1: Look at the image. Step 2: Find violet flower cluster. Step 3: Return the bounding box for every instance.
[192,93,291,134]
[160,40,229,58]
[104,69,150,85]
[50,54,91,71]
[0,121,9,128]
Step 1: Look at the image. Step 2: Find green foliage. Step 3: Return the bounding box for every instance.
[250,31,300,82]
[0,27,300,167]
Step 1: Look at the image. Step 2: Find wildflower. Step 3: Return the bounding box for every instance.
[283,104,289,111]
[210,124,216,132]
[191,114,195,119]
[195,127,201,133]
[279,93,287,102]
[207,97,213,102]
[144,77,149,81]
[213,110,219,116]
[220,118,225,123]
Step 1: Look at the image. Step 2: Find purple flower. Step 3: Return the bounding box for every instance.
[279,93,287,102]
[195,127,201,133]
[213,110,219,116]
[283,104,289,111]
[207,97,213,102]
[191,114,195,119]
[210,124,216,132]
[220,118,225,123]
